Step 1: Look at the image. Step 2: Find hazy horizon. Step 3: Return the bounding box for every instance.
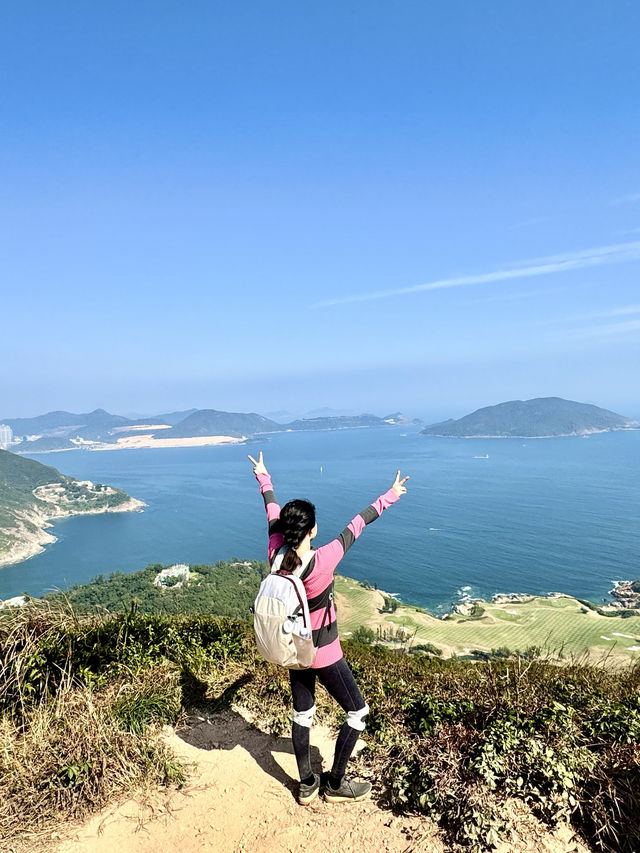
[2,3,639,421]
[2,387,639,427]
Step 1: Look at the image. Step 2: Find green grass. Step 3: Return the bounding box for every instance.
[335,576,640,660]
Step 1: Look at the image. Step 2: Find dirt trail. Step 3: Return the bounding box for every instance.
[56,709,589,853]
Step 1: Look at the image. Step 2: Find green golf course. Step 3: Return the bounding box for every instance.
[335,575,640,661]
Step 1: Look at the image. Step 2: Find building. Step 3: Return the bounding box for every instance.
[0,424,13,449]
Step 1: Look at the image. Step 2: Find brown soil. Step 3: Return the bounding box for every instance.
[54,709,590,853]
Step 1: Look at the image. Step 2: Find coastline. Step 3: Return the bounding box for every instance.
[11,424,409,455]
[334,576,640,661]
[421,427,639,439]
[0,497,146,569]
[94,433,243,451]
[15,434,245,454]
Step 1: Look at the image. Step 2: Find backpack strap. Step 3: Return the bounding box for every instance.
[309,582,334,647]
[275,571,308,629]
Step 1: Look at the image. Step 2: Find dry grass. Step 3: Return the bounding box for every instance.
[0,602,186,850]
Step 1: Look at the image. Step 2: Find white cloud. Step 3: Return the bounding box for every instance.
[312,240,640,309]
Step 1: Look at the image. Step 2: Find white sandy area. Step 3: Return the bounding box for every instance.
[97,433,243,450]
[110,424,172,433]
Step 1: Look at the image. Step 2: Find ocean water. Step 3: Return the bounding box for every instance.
[1,427,639,611]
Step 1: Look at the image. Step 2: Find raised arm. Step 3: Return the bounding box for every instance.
[249,451,284,563]
[315,471,409,575]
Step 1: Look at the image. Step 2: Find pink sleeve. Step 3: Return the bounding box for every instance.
[311,488,400,584]
[255,472,284,564]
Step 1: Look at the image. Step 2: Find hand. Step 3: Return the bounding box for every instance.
[248,451,269,476]
[391,470,409,497]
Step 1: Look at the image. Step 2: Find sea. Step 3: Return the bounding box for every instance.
[1,427,639,612]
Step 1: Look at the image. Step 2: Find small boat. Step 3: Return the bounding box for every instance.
[473,454,489,459]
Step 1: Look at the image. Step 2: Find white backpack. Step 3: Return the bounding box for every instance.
[253,549,317,669]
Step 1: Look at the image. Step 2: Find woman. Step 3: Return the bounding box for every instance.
[249,451,408,805]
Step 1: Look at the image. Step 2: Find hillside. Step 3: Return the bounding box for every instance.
[129,409,197,426]
[160,409,281,438]
[283,413,392,431]
[2,604,638,853]
[4,405,410,452]
[47,560,264,617]
[41,561,640,662]
[1,409,128,436]
[3,409,131,448]
[421,397,637,438]
[334,576,640,662]
[0,449,143,567]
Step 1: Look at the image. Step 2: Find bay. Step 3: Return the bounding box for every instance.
[1,427,639,611]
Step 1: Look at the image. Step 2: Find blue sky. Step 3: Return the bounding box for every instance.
[1,1,639,421]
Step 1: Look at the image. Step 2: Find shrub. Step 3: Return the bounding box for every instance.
[351,625,376,644]
[411,642,443,657]
[109,666,182,733]
[3,601,640,852]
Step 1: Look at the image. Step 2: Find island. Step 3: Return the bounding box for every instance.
[1,406,413,453]
[0,449,144,567]
[421,396,637,438]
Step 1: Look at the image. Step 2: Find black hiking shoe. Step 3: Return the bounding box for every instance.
[323,776,372,803]
[298,773,321,805]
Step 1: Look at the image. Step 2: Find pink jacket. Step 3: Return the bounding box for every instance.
[256,471,399,668]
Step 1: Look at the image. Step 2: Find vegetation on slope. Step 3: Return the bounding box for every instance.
[0,449,137,563]
[283,413,392,431]
[4,405,407,451]
[1,602,639,852]
[158,409,281,438]
[43,563,640,662]
[421,397,637,438]
[46,560,264,617]
[334,576,640,662]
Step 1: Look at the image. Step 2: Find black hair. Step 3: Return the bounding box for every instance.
[277,499,316,573]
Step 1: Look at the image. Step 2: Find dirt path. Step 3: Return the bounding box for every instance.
[56,709,589,853]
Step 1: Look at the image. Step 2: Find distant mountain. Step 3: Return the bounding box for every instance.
[129,409,198,427]
[284,414,391,431]
[162,409,281,438]
[2,409,130,436]
[5,404,413,452]
[421,397,637,438]
[4,409,134,451]
[261,410,298,424]
[302,407,360,419]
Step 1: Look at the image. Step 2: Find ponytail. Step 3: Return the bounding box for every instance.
[281,548,302,573]
[278,499,316,573]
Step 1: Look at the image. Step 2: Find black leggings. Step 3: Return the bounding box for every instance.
[289,657,367,781]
